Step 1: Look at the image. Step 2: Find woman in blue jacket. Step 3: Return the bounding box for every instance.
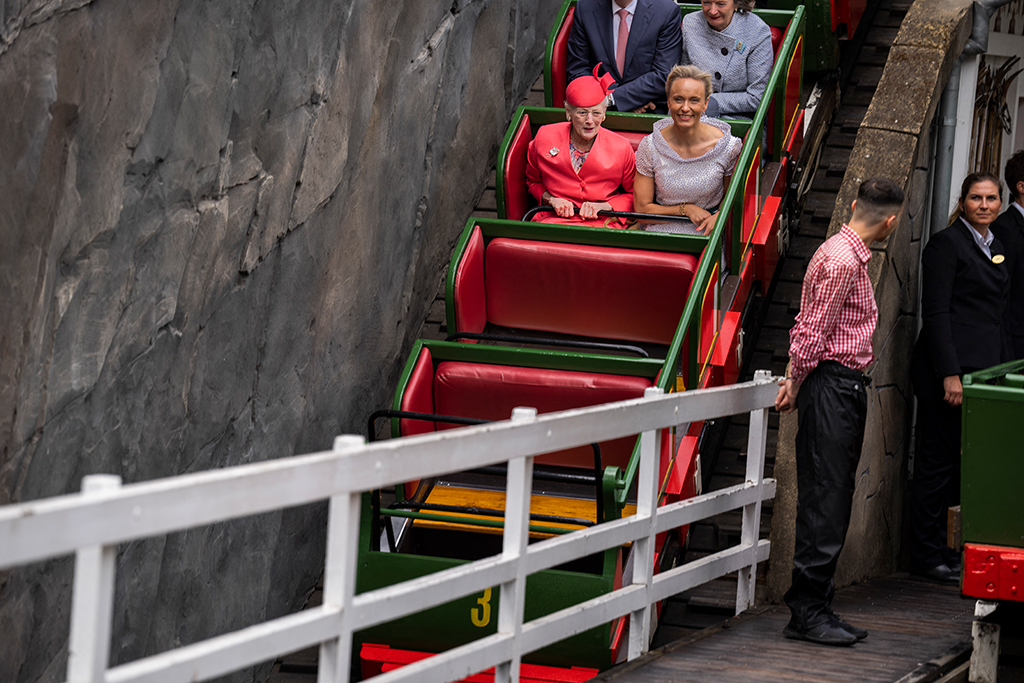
[681,0,773,118]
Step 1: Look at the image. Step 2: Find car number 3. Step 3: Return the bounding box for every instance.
[471,587,492,627]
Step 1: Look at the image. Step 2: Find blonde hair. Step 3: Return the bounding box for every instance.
[665,64,713,101]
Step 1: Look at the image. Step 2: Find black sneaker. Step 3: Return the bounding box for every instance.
[783,619,858,646]
[828,614,867,640]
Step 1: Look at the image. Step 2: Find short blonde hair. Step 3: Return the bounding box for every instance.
[665,64,713,101]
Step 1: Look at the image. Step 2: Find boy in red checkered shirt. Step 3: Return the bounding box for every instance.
[776,178,904,646]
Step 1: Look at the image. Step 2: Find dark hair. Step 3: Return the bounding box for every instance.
[734,0,754,11]
[1005,149,1024,202]
[665,64,713,100]
[853,177,904,225]
[948,172,1003,226]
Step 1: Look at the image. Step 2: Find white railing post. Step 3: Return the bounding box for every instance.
[628,387,663,660]
[494,407,537,683]
[67,474,122,683]
[318,435,366,683]
[736,370,771,614]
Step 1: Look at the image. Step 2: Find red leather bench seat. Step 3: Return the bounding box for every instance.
[503,115,534,221]
[549,6,576,108]
[484,238,698,345]
[433,360,651,470]
[399,347,439,438]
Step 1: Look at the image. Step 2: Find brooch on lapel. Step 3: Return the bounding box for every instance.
[735,40,746,54]
[993,254,1006,264]
[549,147,560,157]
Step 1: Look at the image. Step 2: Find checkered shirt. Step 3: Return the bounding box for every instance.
[789,224,877,384]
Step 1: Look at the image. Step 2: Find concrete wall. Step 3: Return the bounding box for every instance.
[0,1,558,680]
[767,0,975,600]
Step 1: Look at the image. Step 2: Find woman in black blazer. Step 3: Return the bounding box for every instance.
[909,172,1010,582]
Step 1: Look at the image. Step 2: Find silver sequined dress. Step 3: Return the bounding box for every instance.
[634,116,742,234]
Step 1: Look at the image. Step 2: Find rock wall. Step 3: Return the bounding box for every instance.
[767,0,974,599]
[0,0,558,680]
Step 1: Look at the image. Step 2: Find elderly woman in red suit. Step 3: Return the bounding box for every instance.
[526,65,636,227]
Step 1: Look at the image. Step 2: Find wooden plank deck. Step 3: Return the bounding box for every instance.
[595,576,974,683]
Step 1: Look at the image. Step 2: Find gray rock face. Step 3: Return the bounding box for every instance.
[0,0,558,680]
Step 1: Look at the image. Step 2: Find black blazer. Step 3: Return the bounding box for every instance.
[913,219,1010,381]
[991,204,1024,356]
[566,0,682,113]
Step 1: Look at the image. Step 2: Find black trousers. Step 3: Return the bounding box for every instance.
[908,366,974,570]
[784,361,869,626]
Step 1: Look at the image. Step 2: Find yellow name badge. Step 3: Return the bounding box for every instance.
[993,254,1006,264]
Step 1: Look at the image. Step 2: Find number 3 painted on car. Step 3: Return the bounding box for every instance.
[471,587,492,627]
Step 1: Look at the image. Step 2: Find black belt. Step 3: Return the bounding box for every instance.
[814,360,872,387]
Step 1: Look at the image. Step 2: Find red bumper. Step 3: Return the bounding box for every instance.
[360,644,598,682]
[962,543,1024,602]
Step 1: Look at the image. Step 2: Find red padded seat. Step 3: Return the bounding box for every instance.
[483,238,698,345]
[433,361,651,470]
[453,226,486,334]
[400,347,436,437]
[503,114,534,221]
[549,7,576,107]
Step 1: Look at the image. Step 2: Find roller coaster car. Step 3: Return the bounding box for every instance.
[356,341,700,676]
[497,107,745,222]
[530,3,807,302]
[447,218,746,390]
[542,2,803,163]
[959,359,1024,605]
[356,8,811,675]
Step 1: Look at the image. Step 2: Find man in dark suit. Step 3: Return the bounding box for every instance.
[991,149,1024,359]
[566,0,682,114]
[910,172,1010,584]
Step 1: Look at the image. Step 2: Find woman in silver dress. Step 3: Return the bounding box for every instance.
[633,65,742,235]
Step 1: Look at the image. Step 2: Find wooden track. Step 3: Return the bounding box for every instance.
[595,576,973,683]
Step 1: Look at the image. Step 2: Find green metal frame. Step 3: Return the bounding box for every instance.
[961,358,1024,549]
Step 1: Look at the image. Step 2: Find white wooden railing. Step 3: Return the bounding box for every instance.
[0,370,779,683]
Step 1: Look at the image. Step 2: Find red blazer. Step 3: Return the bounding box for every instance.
[526,122,636,226]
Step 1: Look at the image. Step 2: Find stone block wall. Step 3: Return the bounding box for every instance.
[767,0,975,599]
[0,1,558,681]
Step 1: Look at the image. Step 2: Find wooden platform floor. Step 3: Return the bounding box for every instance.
[596,576,974,683]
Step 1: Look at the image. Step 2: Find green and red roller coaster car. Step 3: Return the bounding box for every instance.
[959,359,1024,605]
[351,1,866,680]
